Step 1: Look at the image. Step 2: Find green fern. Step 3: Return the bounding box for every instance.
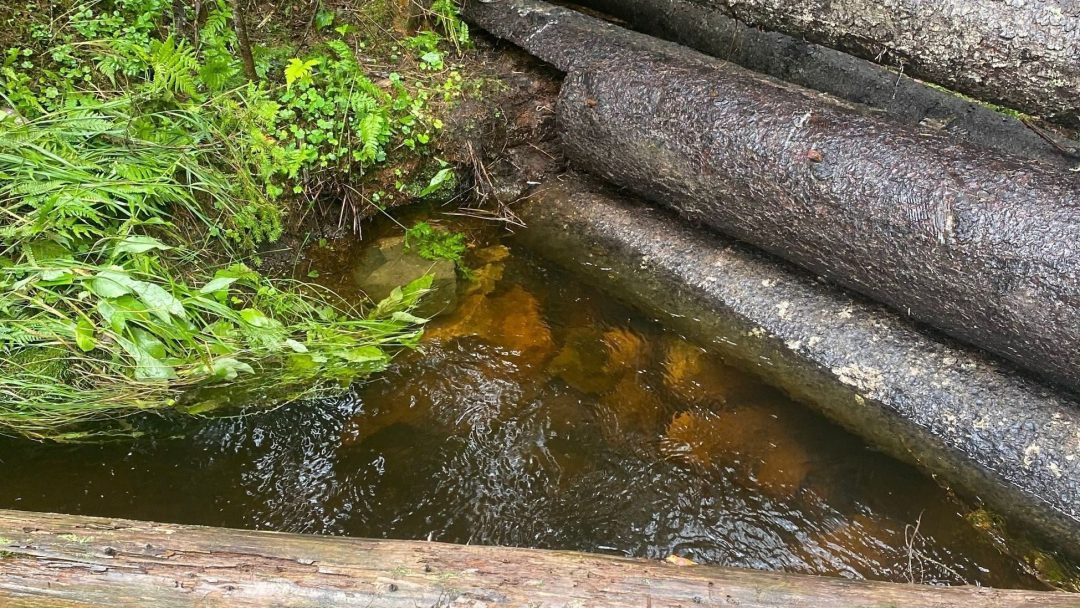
[200,1,234,46]
[199,50,239,92]
[356,113,387,163]
[148,35,201,99]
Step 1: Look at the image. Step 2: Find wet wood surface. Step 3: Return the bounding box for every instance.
[0,510,1077,606]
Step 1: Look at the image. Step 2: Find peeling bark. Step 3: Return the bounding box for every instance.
[464,0,1080,394]
[0,510,1077,607]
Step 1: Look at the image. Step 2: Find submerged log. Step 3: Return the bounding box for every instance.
[574,0,1080,168]
[464,0,1080,394]
[0,510,1077,607]
[591,0,1080,128]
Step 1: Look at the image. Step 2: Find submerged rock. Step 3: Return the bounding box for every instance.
[353,236,457,317]
[549,327,623,394]
[597,375,666,441]
[425,247,555,367]
[661,406,812,499]
[661,338,757,405]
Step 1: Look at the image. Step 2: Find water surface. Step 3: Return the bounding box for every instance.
[0,216,1056,588]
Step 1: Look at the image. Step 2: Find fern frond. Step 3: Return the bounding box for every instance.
[149,35,201,99]
[199,51,239,92]
[200,1,234,46]
[357,113,387,163]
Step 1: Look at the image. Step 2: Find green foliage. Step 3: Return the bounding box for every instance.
[0,99,431,440]
[0,0,481,439]
[407,31,445,71]
[430,0,471,51]
[404,222,467,269]
[148,34,201,98]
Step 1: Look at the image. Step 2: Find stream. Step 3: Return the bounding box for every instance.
[0,212,1061,589]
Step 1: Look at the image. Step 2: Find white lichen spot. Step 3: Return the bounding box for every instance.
[1023,443,1042,467]
[1049,462,1063,478]
[837,308,853,320]
[786,339,802,351]
[748,327,767,338]
[776,301,792,319]
[807,336,822,348]
[834,364,885,396]
[761,279,775,287]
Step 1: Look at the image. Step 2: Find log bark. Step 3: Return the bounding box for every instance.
[0,510,1077,607]
[592,0,1080,128]
[464,0,1080,394]
[574,0,1080,168]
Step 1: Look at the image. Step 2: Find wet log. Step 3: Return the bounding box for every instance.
[464,0,1080,394]
[0,510,1078,607]
[589,0,1080,128]
[573,0,1080,168]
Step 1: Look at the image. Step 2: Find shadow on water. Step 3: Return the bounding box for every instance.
[0,212,1063,589]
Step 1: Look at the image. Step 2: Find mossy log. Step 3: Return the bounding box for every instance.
[0,510,1078,607]
[590,0,1080,128]
[464,0,1080,393]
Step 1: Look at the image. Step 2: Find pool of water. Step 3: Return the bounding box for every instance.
[0,214,1057,588]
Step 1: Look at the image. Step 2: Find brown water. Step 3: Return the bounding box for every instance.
[0,215,1057,588]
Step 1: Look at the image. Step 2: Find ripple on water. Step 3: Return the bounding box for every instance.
[0,232,1059,589]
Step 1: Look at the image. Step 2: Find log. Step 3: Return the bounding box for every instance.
[513,170,1080,562]
[464,0,1080,394]
[0,510,1077,607]
[574,0,1080,168]
[586,0,1080,128]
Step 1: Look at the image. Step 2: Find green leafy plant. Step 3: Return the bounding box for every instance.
[0,96,429,440]
[404,222,467,270]
[0,0,477,439]
[430,0,470,52]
